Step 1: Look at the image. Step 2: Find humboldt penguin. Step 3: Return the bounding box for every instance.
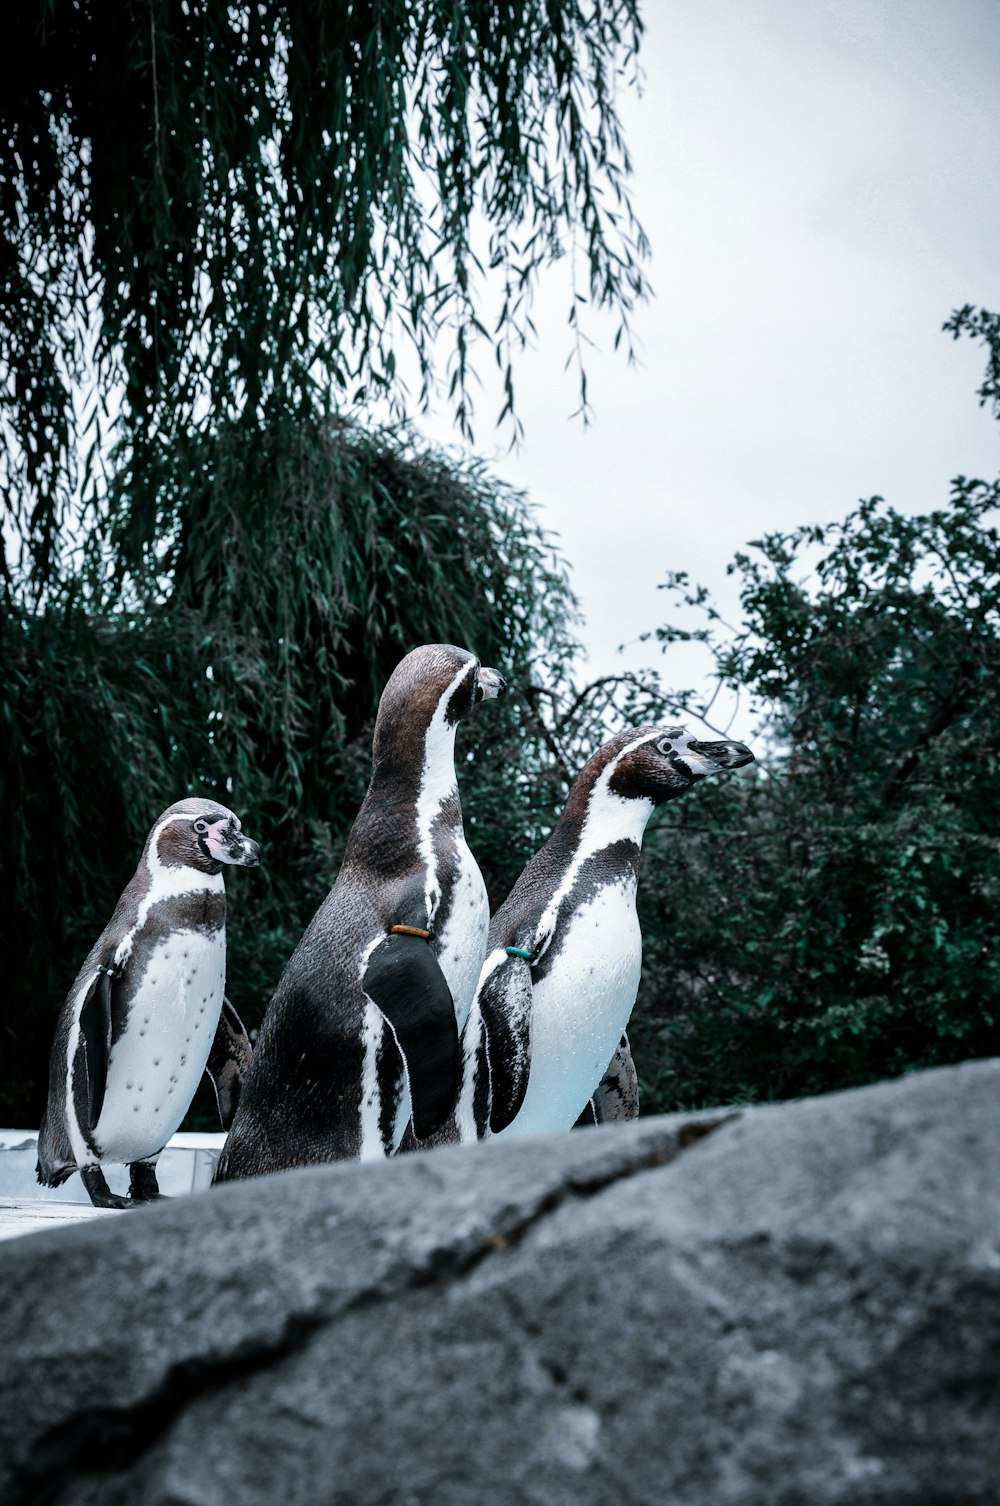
[213,643,506,1179]
[455,726,754,1141]
[36,799,261,1208]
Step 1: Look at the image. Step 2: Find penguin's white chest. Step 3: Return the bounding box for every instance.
[435,837,490,1033]
[93,929,226,1163]
[497,880,642,1138]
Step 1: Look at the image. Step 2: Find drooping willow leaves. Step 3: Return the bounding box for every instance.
[0,415,582,1123]
[1,0,647,583]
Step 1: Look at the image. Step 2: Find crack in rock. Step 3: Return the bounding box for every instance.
[354,1112,740,1296]
[6,1309,327,1506]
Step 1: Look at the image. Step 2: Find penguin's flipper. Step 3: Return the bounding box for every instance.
[79,968,113,1129]
[363,933,459,1141]
[592,1032,640,1122]
[478,953,533,1134]
[207,996,254,1130]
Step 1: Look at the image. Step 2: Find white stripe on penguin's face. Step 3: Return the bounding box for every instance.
[149,814,227,878]
[534,730,660,961]
[141,816,225,915]
[415,657,473,928]
[111,815,225,972]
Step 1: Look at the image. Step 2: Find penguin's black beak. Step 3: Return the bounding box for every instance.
[214,830,262,867]
[478,666,507,700]
[687,739,755,771]
[237,837,262,867]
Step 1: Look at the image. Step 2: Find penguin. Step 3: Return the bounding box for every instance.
[213,643,506,1180]
[36,798,261,1208]
[455,726,754,1141]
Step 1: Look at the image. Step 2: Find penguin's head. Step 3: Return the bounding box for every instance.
[607,726,755,805]
[150,799,262,875]
[373,644,507,762]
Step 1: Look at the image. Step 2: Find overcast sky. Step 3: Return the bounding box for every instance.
[412,0,1000,710]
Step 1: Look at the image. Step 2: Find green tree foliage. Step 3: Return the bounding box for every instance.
[629,311,1000,1111]
[0,2,648,1122]
[1,0,646,584]
[0,418,578,1124]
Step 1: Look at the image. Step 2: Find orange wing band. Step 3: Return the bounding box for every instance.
[390,924,432,941]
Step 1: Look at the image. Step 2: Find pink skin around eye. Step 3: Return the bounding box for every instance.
[203,821,232,862]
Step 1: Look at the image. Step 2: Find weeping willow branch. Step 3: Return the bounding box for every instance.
[0,0,648,585]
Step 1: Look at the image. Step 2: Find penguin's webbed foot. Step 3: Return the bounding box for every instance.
[128,1161,168,1202]
[80,1166,131,1210]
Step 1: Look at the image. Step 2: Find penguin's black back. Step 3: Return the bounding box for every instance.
[214,644,484,1178]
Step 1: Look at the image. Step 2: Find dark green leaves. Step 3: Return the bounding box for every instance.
[1,1,647,583]
[0,415,579,1125]
[630,388,1000,1112]
[943,304,1000,417]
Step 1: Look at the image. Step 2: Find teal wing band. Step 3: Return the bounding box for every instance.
[505,946,533,960]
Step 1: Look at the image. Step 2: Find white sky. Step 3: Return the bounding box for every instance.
[411,0,1000,704]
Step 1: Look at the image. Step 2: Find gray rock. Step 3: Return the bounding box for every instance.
[1,1060,999,1505]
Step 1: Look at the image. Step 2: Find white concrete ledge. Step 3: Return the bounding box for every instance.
[0,1130,228,1240]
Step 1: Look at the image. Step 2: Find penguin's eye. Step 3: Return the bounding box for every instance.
[656,738,674,756]
[194,819,209,835]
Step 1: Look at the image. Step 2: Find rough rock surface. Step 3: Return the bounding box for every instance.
[1,1060,999,1505]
